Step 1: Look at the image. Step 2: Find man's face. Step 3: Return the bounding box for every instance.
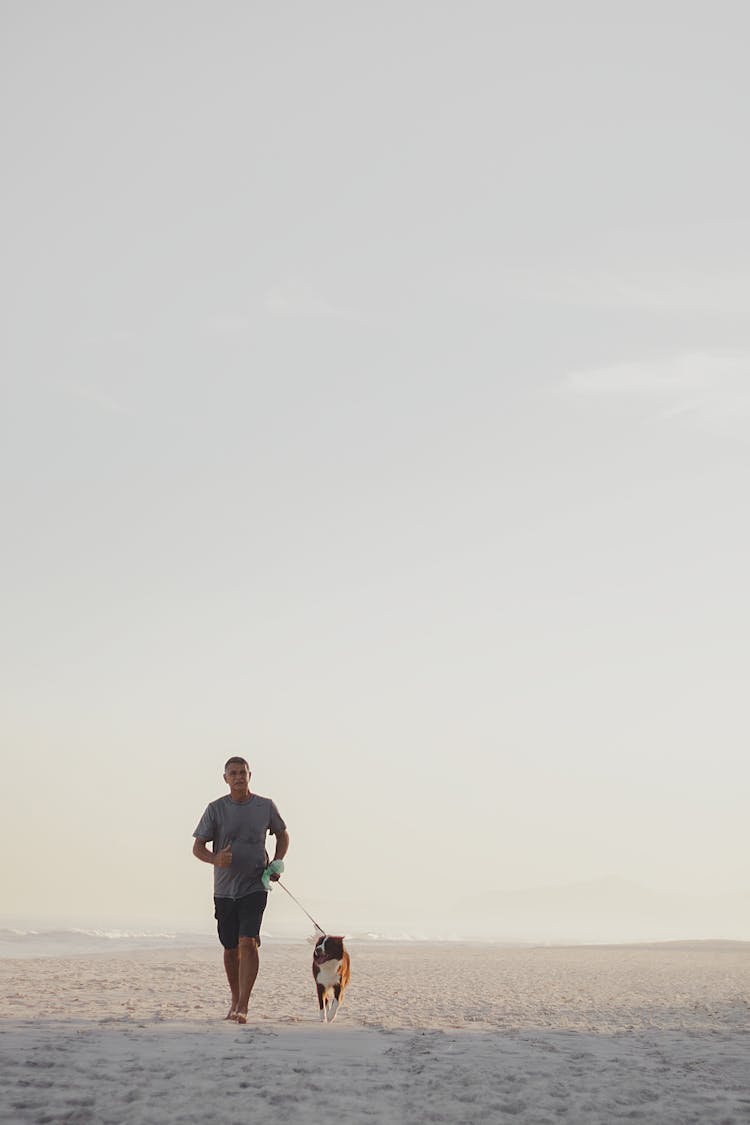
[224,763,251,791]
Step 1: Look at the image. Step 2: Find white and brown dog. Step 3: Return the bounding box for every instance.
[312,934,350,1023]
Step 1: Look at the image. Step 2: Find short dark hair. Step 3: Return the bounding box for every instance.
[224,756,250,772]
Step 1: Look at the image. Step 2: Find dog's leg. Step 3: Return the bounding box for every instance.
[316,982,328,1022]
[328,982,343,1022]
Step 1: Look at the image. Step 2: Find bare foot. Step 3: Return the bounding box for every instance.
[236,1010,248,1024]
[225,1007,238,1021]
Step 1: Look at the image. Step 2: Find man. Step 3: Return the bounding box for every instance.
[192,757,289,1023]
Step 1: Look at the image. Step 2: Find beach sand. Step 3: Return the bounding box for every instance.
[1,940,748,1123]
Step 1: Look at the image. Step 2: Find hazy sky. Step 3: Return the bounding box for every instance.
[2,2,748,939]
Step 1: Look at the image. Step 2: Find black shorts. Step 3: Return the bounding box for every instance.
[214,892,268,949]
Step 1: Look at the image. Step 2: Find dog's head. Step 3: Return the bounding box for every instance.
[313,934,346,963]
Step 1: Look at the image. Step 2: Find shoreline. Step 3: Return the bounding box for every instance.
[2,930,749,962]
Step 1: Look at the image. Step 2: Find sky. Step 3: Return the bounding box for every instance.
[2,2,749,942]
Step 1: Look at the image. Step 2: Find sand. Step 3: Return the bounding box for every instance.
[1,940,749,1123]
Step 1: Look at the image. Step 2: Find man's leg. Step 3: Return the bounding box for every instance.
[215,897,240,1019]
[235,937,259,1022]
[234,892,268,1023]
[223,947,240,1019]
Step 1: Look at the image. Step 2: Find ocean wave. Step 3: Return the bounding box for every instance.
[0,927,515,958]
[0,927,217,959]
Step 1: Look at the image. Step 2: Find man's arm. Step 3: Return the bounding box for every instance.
[272,829,290,863]
[192,837,232,867]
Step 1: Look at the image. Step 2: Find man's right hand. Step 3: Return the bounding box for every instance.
[214,843,233,868]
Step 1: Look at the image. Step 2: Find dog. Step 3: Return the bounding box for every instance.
[312,934,350,1023]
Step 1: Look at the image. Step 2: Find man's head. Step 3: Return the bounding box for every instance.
[223,757,251,798]
[224,756,249,773]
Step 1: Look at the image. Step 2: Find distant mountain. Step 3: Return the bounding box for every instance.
[456,877,750,944]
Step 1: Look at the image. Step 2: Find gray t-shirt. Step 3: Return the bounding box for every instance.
[193,793,287,899]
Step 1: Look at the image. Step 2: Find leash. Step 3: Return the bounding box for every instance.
[275,879,326,935]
